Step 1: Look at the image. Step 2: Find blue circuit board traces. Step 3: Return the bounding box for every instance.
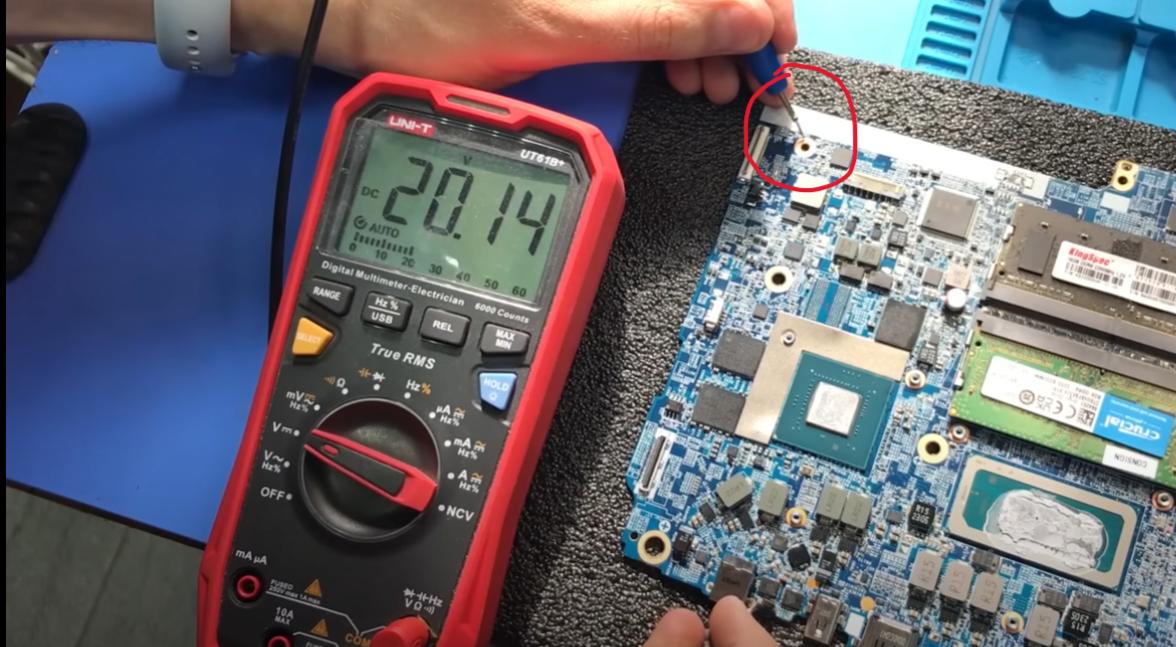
[623,122,1175,645]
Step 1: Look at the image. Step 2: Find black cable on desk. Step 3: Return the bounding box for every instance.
[270,0,330,332]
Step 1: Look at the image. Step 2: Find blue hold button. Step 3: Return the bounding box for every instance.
[479,372,518,412]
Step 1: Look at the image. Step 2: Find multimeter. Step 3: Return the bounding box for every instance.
[198,74,624,647]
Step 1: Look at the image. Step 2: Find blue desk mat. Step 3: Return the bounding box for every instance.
[5,42,638,543]
[798,0,1174,129]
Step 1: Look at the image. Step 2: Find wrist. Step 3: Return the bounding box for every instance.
[8,0,154,44]
[230,0,283,55]
[231,0,372,75]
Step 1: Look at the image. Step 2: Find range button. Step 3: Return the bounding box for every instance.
[363,293,412,331]
[308,278,354,315]
[480,323,530,355]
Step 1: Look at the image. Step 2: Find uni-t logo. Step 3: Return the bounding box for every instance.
[387,113,435,137]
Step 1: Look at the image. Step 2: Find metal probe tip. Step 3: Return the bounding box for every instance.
[743,44,806,138]
[781,97,805,138]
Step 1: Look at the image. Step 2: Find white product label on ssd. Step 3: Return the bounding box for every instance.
[1102,445,1159,479]
[1052,241,1176,314]
[982,356,1175,458]
[981,356,1101,432]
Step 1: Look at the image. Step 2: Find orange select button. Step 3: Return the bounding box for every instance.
[292,317,334,357]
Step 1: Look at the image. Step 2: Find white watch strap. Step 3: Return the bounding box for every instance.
[154,0,236,76]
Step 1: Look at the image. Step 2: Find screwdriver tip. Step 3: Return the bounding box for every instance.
[781,97,806,138]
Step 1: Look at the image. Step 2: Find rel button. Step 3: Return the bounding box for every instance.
[479,372,517,411]
[480,324,530,355]
[420,308,470,346]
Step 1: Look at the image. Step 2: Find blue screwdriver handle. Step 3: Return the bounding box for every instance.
[745,43,787,94]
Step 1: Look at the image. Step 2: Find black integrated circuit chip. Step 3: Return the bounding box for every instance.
[699,501,717,522]
[710,556,755,601]
[757,577,781,599]
[771,532,789,552]
[784,241,806,261]
[664,398,684,417]
[1064,608,1096,639]
[787,545,812,570]
[908,500,935,535]
[876,300,927,351]
[752,304,770,320]
[802,214,821,231]
[692,385,745,434]
[783,207,803,225]
[921,187,978,239]
[671,529,693,561]
[922,267,943,287]
[782,588,805,610]
[818,549,838,571]
[810,525,831,542]
[712,331,766,380]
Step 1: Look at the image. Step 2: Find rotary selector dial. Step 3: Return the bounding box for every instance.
[300,399,439,542]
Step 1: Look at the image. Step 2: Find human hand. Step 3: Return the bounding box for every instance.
[642,596,776,647]
[234,0,797,104]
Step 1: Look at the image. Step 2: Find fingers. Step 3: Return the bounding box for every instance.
[708,596,777,647]
[658,0,797,104]
[642,608,706,647]
[701,56,740,104]
[567,0,774,62]
[748,0,796,106]
[765,0,798,53]
[665,59,703,96]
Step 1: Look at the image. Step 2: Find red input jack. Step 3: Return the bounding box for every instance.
[266,634,293,647]
[234,572,263,602]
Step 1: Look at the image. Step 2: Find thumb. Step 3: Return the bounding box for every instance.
[642,608,706,647]
[708,596,777,647]
[561,0,774,62]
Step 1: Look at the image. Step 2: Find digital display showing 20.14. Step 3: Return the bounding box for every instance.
[336,125,570,303]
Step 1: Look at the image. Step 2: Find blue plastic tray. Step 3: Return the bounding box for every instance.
[798,0,1174,129]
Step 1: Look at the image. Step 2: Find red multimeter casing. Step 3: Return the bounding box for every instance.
[198,74,624,647]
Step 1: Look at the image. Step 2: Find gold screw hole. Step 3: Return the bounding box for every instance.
[637,530,671,566]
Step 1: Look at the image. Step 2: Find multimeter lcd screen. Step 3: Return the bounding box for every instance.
[336,126,570,303]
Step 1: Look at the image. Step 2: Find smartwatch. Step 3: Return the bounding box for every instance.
[154,0,236,76]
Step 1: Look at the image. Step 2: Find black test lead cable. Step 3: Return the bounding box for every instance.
[270,0,331,332]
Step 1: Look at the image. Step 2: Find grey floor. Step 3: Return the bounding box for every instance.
[6,487,198,645]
